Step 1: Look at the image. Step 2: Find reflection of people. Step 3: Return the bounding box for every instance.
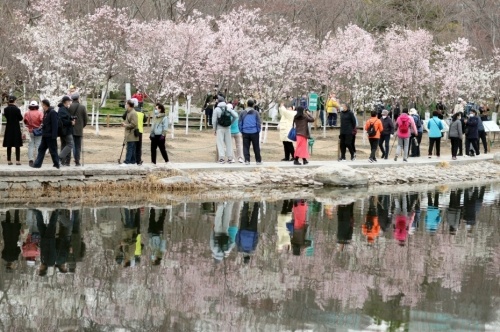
[236,202,260,263]
[148,209,167,266]
[362,197,380,244]
[377,195,391,232]
[425,192,442,233]
[393,195,409,246]
[2,210,22,270]
[116,208,142,267]
[56,209,73,272]
[277,200,293,251]
[210,202,236,261]
[22,209,41,266]
[463,187,485,232]
[337,202,354,250]
[447,189,462,234]
[408,193,421,233]
[37,209,59,276]
[67,210,85,272]
[291,199,311,256]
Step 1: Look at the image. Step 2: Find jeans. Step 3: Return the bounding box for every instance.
[396,137,410,159]
[125,141,136,164]
[451,137,461,157]
[379,134,390,158]
[150,135,169,163]
[339,134,354,159]
[34,137,59,168]
[59,134,74,163]
[216,127,233,160]
[328,113,337,126]
[231,133,244,160]
[28,133,42,161]
[135,133,143,164]
[242,133,262,163]
[368,138,379,160]
[428,137,441,156]
[283,141,295,160]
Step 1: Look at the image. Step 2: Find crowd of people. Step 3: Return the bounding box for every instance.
[1,89,493,167]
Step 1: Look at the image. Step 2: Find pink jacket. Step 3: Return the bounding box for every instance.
[396,114,417,139]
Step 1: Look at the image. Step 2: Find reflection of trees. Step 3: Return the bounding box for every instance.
[0,194,498,330]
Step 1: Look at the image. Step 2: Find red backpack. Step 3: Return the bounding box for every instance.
[399,116,410,134]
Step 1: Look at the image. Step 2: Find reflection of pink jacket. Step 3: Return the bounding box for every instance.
[293,203,307,230]
[394,215,408,242]
[396,114,417,139]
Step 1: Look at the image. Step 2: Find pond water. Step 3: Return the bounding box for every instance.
[0,185,499,331]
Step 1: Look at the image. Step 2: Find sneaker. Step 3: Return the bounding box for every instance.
[228,159,236,164]
[119,163,129,167]
[428,156,432,159]
[373,158,377,162]
[294,160,301,165]
[338,158,346,162]
[238,157,244,163]
[137,160,144,166]
[75,162,81,167]
[394,156,398,161]
[29,160,34,167]
[368,158,374,163]
[351,156,356,161]
[53,164,60,169]
[256,161,263,165]
[245,161,250,165]
[403,159,408,162]
[218,159,225,164]
[452,157,457,160]
[380,154,385,159]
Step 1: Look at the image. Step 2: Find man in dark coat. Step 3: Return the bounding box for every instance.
[465,110,480,157]
[67,93,88,166]
[32,99,60,169]
[339,105,357,161]
[2,210,21,270]
[58,96,75,166]
[2,95,23,165]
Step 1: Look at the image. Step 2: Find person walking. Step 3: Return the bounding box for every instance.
[465,109,480,157]
[57,96,75,166]
[120,100,139,166]
[292,106,314,165]
[449,113,463,160]
[2,95,23,165]
[229,104,244,163]
[394,108,417,162]
[32,100,60,169]
[476,114,486,155]
[426,110,444,158]
[338,104,357,161]
[378,109,394,160]
[23,101,44,167]
[150,103,169,164]
[409,108,423,157]
[213,96,238,164]
[364,110,383,162]
[239,99,262,165]
[278,101,296,161]
[67,93,88,166]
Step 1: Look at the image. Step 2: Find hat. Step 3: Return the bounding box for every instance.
[458,97,463,102]
[217,95,225,103]
[29,101,39,107]
[130,98,139,107]
[227,103,233,110]
[8,95,16,103]
[409,108,417,115]
[71,92,80,100]
[61,96,71,103]
[382,109,389,115]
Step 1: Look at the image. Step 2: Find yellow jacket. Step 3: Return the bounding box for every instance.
[326,98,339,113]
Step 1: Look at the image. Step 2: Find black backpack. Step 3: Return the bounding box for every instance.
[217,106,232,127]
[367,121,376,137]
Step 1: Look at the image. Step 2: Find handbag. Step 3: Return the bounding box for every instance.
[33,127,43,136]
[287,120,297,141]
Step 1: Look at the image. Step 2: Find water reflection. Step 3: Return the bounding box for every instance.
[0,184,499,330]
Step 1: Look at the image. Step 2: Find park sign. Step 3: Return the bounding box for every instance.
[308,92,318,111]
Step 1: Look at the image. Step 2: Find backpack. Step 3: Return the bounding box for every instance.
[367,121,376,137]
[217,106,232,127]
[412,115,422,130]
[399,116,410,134]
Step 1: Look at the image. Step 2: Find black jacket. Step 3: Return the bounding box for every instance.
[380,116,395,135]
[339,110,356,135]
[42,107,59,139]
[58,104,73,136]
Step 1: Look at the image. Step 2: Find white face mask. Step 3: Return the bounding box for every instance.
[154,109,159,115]
[382,115,387,119]
[469,114,474,117]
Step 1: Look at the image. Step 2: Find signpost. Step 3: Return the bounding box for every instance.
[308,92,318,111]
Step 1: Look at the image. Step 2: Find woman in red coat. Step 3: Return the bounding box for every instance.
[293,106,314,165]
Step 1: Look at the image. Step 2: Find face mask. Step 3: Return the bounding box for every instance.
[154,109,159,115]
[469,114,474,117]
[382,115,387,119]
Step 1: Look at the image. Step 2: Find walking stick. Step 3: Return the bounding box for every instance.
[81,136,85,166]
[388,135,397,157]
[118,139,126,164]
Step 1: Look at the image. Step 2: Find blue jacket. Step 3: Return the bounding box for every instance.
[477,116,484,132]
[427,116,443,138]
[425,207,441,232]
[466,116,479,139]
[235,229,259,253]
[239,108,261,134]
[42,107,59,139]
